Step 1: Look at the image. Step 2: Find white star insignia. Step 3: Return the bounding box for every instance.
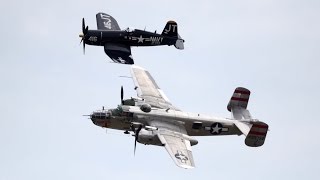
[137,35,144,43]
[211,124,221,134]
[175,151,188,163]
[117,57,126,63]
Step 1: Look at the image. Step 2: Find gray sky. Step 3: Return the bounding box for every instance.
[1,0,320,179]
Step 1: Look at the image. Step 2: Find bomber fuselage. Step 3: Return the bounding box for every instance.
[90,105,242,137]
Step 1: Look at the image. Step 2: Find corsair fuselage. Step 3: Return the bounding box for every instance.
[83,29,178,47]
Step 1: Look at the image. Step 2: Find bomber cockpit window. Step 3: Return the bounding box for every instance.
[111,105,123,116]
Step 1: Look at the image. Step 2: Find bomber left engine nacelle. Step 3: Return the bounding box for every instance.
[137,129,162,146]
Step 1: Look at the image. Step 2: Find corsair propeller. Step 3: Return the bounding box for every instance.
[80,18,89,54]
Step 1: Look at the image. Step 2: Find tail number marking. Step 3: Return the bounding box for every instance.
[164,24,177,34]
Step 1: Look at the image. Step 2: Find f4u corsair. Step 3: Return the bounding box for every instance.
[79,13,184,64]
[88,66,269,169]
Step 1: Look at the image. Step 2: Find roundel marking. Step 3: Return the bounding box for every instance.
[210,122,223,135]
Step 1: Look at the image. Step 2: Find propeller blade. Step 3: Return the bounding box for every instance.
[81,18,88,55]
[83,40,85,54]
[130,125,136,154]
[82,18,85,34]
[134,136,137,155]
[121,86,124,105]
[134,125,142,156]
[85,26,88,35]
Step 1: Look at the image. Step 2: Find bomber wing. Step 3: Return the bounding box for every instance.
[150,121,195,169]
[130,65,180,110]
[96,12,121,30]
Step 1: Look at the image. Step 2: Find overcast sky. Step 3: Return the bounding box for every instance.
[1,0,320,179]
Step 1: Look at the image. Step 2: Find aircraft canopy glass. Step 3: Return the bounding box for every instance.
[91,111,110,119]
[124,27,135,32]
[111,105,123,116]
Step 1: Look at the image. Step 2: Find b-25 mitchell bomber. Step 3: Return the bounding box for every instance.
[79,13,185,64]
[88,66,269,169]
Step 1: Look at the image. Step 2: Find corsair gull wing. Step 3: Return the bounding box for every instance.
[96,12,121,30]
[130,65,180,110]
[104,43,134,64]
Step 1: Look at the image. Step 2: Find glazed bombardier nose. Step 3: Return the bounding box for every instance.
[91,112,109,119]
